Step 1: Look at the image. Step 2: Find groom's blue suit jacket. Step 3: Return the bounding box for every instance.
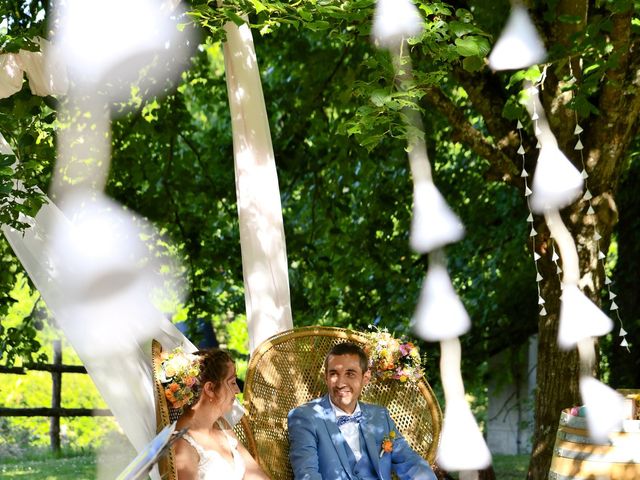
[287,395,436,480]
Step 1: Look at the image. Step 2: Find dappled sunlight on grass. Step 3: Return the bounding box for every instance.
[493,454,529,478]
[0,455,95,479]
[0,446,134,480]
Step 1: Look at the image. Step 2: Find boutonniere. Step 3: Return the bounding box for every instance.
[379,430,396,457]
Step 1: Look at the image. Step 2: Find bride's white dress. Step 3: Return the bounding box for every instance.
[182,424,246,480]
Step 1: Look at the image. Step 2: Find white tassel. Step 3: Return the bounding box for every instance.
[412,263,470,341]
[51,0,193,103]
[409,180,464,253]
[530,144,583,213]
[580,376,625,443]
[371,0,424,49]
[488,5,546,71]
[437,397,492,471]
[49,192,180,357]
[557,285,613,350]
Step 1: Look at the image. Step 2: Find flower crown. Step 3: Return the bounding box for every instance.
[159,347,202,411]
[365,327,425,384]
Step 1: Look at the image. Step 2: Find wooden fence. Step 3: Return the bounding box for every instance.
[0,340,112,452]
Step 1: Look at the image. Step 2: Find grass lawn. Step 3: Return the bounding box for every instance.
[0,452,530,479]
[0,454,96,479]
[493,454,530,478]
[0,450,134,479]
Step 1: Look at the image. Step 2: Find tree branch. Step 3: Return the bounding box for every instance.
[422,86,520,185]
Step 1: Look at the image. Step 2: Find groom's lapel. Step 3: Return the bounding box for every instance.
[319,395,355,478]
[360,404,384,479]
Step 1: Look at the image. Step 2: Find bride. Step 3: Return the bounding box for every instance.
[162,348,270,480]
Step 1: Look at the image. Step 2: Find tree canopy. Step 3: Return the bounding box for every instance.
[1,0,640,477]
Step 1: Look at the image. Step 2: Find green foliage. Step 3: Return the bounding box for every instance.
[0,274,45,366]
[1,0,539,373]
[0,0,48,53]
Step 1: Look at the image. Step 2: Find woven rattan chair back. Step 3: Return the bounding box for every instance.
[243,326,442,480]
[151,340,256,480]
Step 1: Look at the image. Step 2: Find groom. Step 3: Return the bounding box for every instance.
[287,342,437,480]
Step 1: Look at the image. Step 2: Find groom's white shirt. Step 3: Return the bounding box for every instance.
[330,398,363,461]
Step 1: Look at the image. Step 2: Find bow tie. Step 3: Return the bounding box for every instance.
[336,411,363,427]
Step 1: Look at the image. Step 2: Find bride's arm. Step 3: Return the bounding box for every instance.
[219,420,270,480]
[174,438,200,480]
[237,441,271,480]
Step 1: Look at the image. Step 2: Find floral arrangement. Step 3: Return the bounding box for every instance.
[365,327,424,383]
[159,347,202,410]
[379,430,396,457]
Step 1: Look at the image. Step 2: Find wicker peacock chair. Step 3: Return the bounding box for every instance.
[242,326,442,480]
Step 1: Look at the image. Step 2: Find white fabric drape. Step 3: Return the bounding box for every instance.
[0,39,68,99]
[222,20,293,352]
[1,133,193,479]
[1,8,293,476]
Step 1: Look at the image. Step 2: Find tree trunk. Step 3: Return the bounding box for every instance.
[526,191,616,477]
[526,245,580,478]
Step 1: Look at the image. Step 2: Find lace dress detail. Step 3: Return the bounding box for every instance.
[182,423,246,480]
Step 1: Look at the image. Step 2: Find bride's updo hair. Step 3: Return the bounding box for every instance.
[161,346,235,414]
[195,348,234,396]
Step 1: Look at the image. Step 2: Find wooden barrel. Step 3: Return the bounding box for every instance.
[549,409,640,479]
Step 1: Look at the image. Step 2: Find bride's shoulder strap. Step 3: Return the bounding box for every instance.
[182,432,206,459]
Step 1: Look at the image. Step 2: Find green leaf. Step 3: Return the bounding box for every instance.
[307,20,331,31]
[249,0,269,13]
[462,56,485,72]
[0,155,15,167]
[454,36,490,57]
[370,89,390,107]
[502,97,525,121]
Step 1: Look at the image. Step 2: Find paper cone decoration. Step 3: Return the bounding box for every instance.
[530,144,584,213]
[488,5,546,71]
[52,0,193,103]
[372,0,424,49]
[437,398,492,471]
[558,285,613,349]
[410,180,464,253]
[412,263,470,341]
[48,192,181,356]
[49,193,152,297]
[580,376,625,442]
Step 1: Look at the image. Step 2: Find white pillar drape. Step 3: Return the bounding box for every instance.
[221,20,293,352]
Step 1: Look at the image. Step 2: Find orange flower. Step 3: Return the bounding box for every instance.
[379,431,396,457]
